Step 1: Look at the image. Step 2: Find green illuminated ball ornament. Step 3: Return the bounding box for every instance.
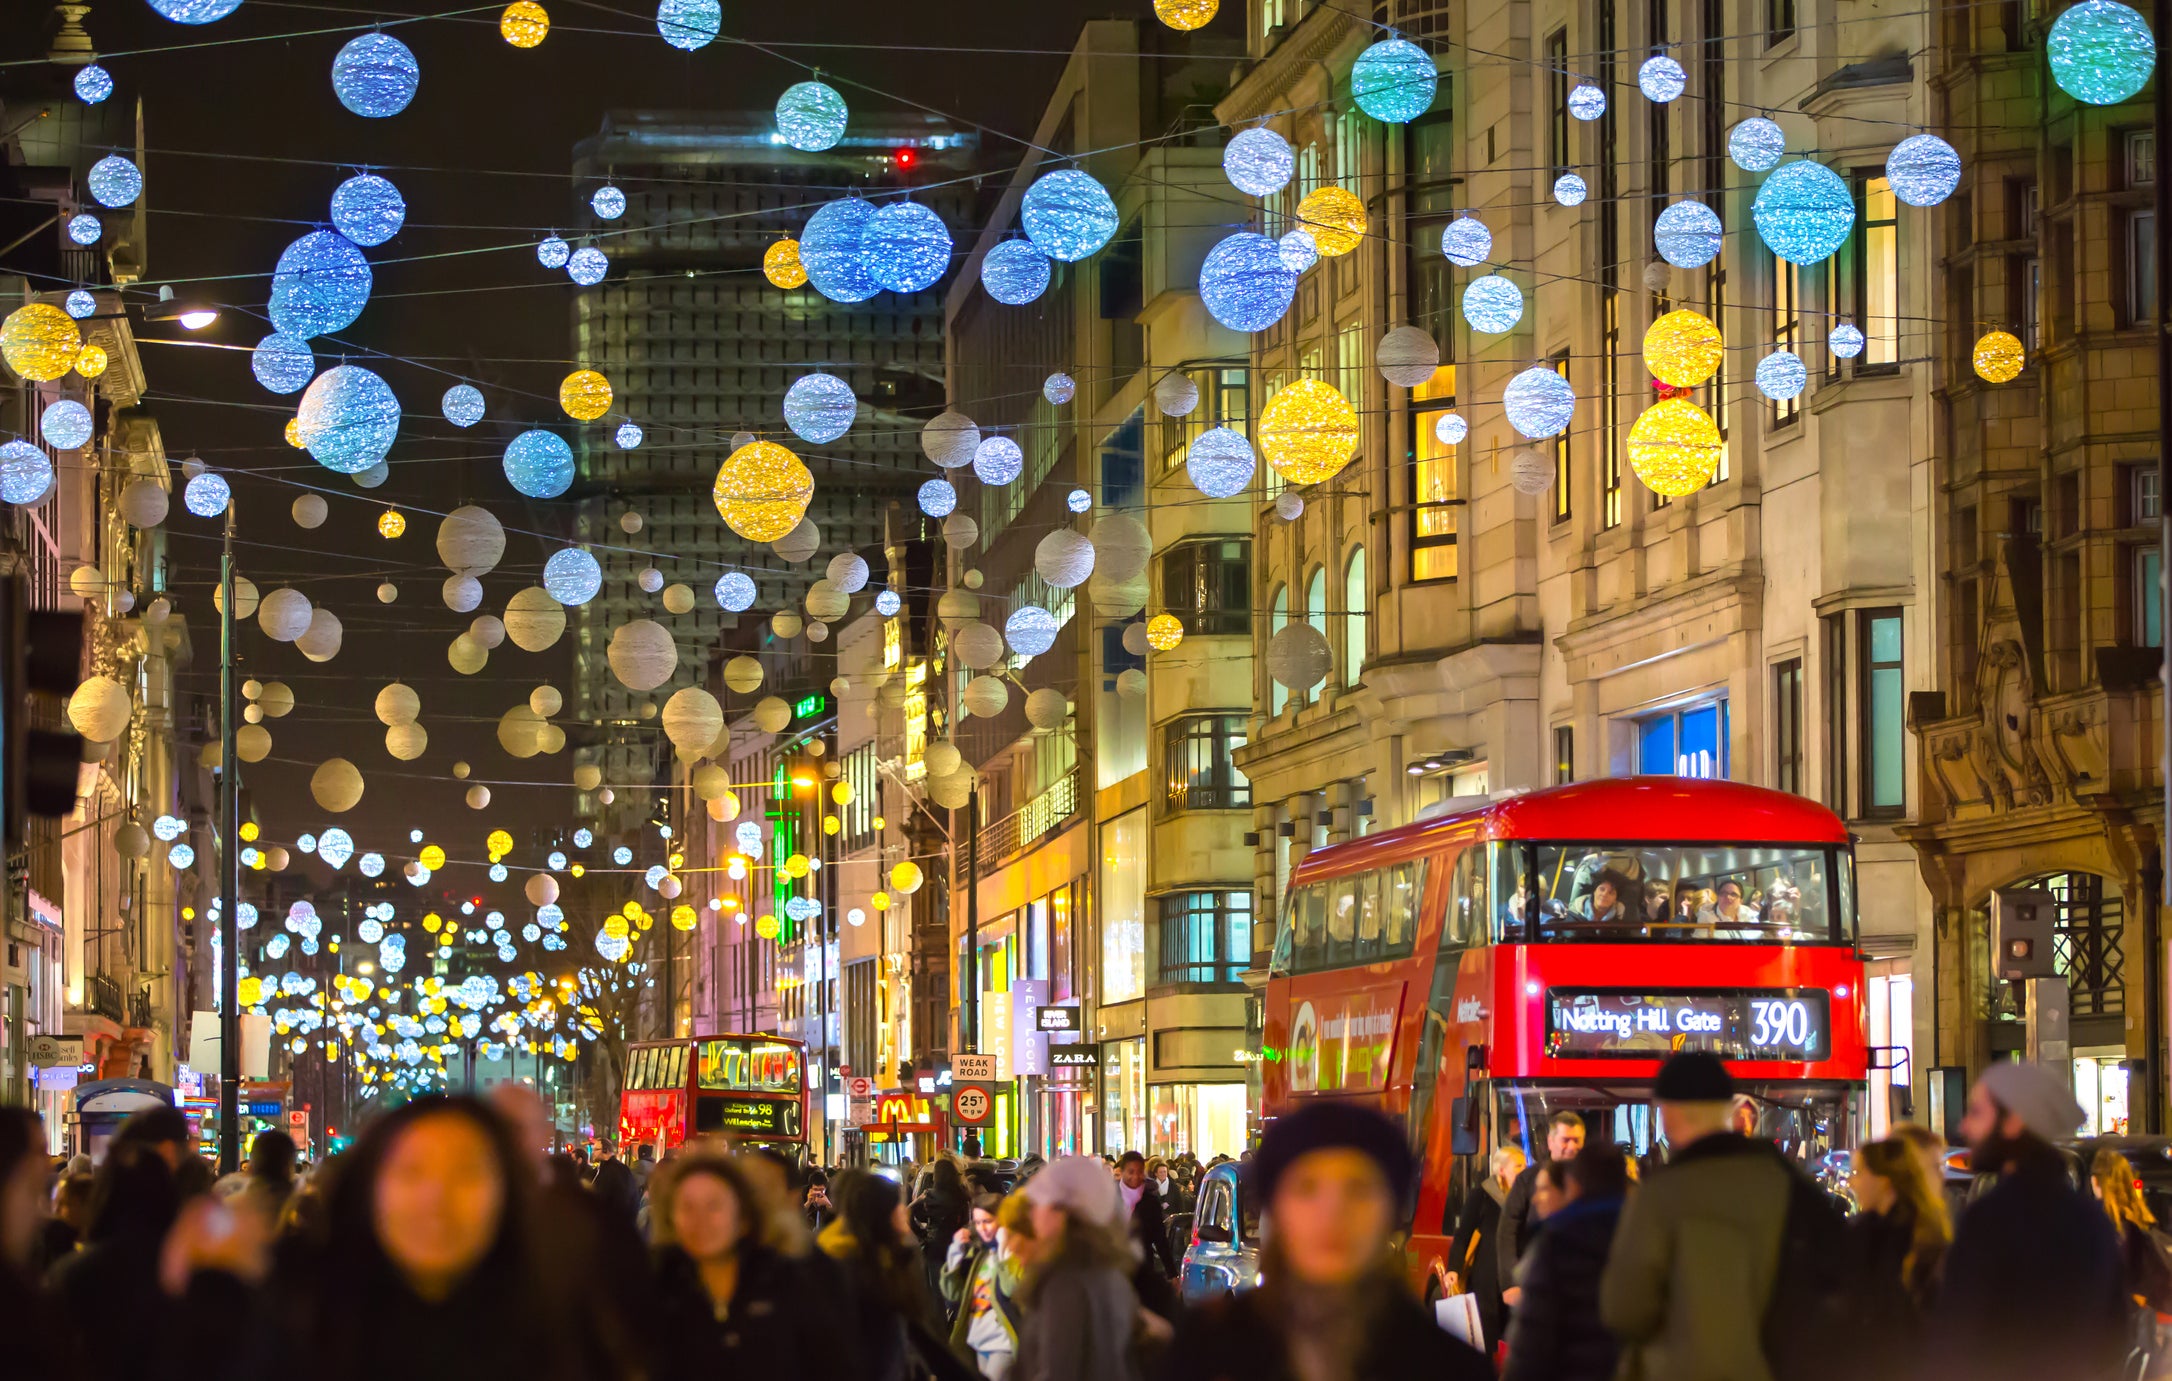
[1350,38,1438,123]
[296,365,400,475]
[1628,397,1723,496]
[2048,0,2157,104]
[800,197,881,304]
[331,32,419,118]
[1020,169,1119,262]
[1752,159,1855,265]
[269,230,372,339]
[504,430,575,499]
[863,201,953,294]
[1199,232,1298,332]
[776,80,848,152]
[980,240,1051,304]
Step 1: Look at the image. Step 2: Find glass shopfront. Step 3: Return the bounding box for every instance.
[1102,1036,1147,1155]
[1149,1082,1248,1160]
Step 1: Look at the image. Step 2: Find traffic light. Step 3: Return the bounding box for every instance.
[0,574,84,851]
[1990,887,2059,980]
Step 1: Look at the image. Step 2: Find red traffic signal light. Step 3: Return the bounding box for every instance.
[895,147,916,168]
[0,575,84,850]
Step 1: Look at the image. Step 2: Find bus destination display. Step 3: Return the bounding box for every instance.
[1544,989,1831,1061]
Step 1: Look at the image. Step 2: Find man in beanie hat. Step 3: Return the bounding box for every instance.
[1155,1102,1490,1381]
[1922,1061,2124,1381]
[1599,1051,1845,1381]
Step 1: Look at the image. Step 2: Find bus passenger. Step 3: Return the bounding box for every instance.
[1582,872,1631,926]
[1498,1110,1587,1300]
[1642,882,1673,927]
[1698,881,1761,936]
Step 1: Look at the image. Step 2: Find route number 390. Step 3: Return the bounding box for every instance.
[1749,999,1814,1050]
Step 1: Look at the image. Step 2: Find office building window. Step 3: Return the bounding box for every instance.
[1708,264,1730,480]
[1857,175,1900,368]
[1154,891,1253,986]
[1160,538,1251,636]
[1343,546,1368,683]
[1772,254,1802,425]
[1547,31,1570,175]
[1635,697,1729,777]
[1858,609,1905,814]
[2137,547,2163,648]
[1552,353,1573,523]
[1405,113,1456,338]
[1305,565,1328,697]
[1773,658,1805,794]
[1767,0,1795,45]
[1411,366,1459,580]
[1602,290,1622,527]
[2135,466,2162,524]
[1553,724,1575,783]
[1823,614,1849,813]
[1270,584,1290,714]
[1164,715,1251,812]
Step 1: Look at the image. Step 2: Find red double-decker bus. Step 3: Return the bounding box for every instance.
[619,1034,808,1155]
[1260,778,1867,1290]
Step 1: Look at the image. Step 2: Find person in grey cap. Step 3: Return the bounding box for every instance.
[1922,1059,2125,1381]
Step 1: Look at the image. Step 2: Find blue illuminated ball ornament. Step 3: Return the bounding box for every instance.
[1441,215,1492,268]
[504,431,574,498]
[1638,54,1687,101]
[613,846,633,866]
[1044,372,1076,404]
[331,32,419,118]
[784,373,857,443]
[1461,274,1524,334]
[1005,605,1059,656]
[591,185,626,220]
[801,198,880,303]
[1020,169,1119,262]
[318,828,354,867]
[441,383,484,427]
[42,401,91,450]
[876,589,902,616]
[715,571,756,611]
[1567,83,1607,120]
[1653,200,1724,268]
[251,333,315,394]
[537,235,570,268]
[566,247,608,285]
[88,155,141,208]
[1752,159,1855,265]
[918,478,957,517]
[1199,232,1298,333]
[1885,134,1962,207]
[1350,38,1438,123]
[1278,230,1318,272]
[776,81,848,152]
[65,290,96,320]
[1435,412,1469,445]
[0,441,53,505]
[1755,349,1808,400]
[268,230,372,338]
[489,864,509,884]
[981,240,1052,304]
[974,436,1024,485]
[75,64,113,104]
[147,0,242,20]
[67,215,101,246]
[545,547,603,605]
[864,201,953,294]
[656,0,721,49]
[182,471,229,517]
[296,365,399,474]
[1224,127,1295,197]
[1503,366,1577,438]
[2048,0,2157,105]
[615,421,643,449]
[1067,488,1092,513]
[358,852,384,878]
[1187,426,1256,499]
[330,173,405,246]
[1729,117,1786,172]
[1829,323,1866,358]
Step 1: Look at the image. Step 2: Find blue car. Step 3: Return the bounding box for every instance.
[1179,1162,1262,1303]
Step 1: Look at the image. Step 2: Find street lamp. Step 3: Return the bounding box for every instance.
[144,285,219,330]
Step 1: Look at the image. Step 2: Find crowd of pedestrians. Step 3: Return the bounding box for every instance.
[3,1053,2167,1381]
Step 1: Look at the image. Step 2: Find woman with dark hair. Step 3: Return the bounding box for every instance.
[1845,1136,1954,1380]
[589,1155,642,1227]
[650,1152,846,1381]
[913,1156,972,1291]
[824,1168,944,1381]
[1156,1104,1492,1381]
[0,1108,64,1375]
[48,1127,186,1381]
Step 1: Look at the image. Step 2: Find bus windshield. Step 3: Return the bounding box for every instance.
[1501,842,1854,945]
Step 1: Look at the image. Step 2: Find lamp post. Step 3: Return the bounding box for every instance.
[217,502,240,1175]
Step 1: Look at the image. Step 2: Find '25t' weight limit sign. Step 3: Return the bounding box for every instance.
[953,1084,993,1125]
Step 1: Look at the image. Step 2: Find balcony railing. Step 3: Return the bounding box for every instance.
[83,972,124,1024]
[976,767,1081,866]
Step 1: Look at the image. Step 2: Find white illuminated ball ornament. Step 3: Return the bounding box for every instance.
[591,185,626,220]
[1553,174,1588,207]
[918,479,958,518]
[1199,232,1298,332]
[67,215,101,246]
[1729,117,1786,172]
[1435,412,1469,445]
[1503,366,1578,438]
[1755,350,1809,400]
[544,547,603,605]
[1829,323,1867,358]
[1044,372,1076,405]
[1885,134,1962,207]
[980,240,1051,305]
[1638,54,1687,101]
[1278,230,1319,272]
[1067,488,1093,514]
[1567,83,1607,120]
[1019,169,1119,262]
[537,235,570,268]
[42,401,92,450]
[1461,275,1524,334]
[88,155,141,208]
[974,436,1025,486]
[783,372,858,444]
[1440,215,1492,268]
[1653,200,1724,268]
[148,0,243,21]
[714,571,757,612]
[0,442,54,506]
[65,291,96,320]
[616,421,643,449]
[1187,427,1257,499]
[331,32,420,118]
[442,384,485,427]
[74,64,113,103]
[330,173,406,247]
[876,589,903,616]
[1224,127,1295,197]
[567,247,608,285]
[182,472,229,518]
[296,365,400,474]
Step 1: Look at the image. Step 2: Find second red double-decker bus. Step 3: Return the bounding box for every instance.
[1260,778,1867,1290]
[619,1034,808,1155]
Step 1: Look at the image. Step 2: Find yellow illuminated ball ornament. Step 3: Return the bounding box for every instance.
[871,890,890,911]
[1258,379,1361,485]
[1973,330,2024,384]
[500,0,548,46]
[1295,186,1366,257]
[1641,309,1724,388]
[1627,397,1724,497]
[487,829,514,856]
[603,914,630,940]
[784,852,810,879]
[378,508,406,538]
[419,844,446,870]
[1153,0,1218,28]
[1146,613,1186,650]
[713,440,815,541]
[74,343,108,379]
[830,780,854,806]
[763,239,808,289]
[559,369,613,421]
[890,860,924,894]
[671,904,697,931]
[1,303,80,382]
[755,913,781,940]
[284,418,305,449]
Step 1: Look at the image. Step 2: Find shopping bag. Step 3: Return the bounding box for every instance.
[1433,1291,1484,1349]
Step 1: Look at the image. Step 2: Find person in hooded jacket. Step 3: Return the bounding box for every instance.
[1156,1103,1492,1381]
[1012,1157,1143,1381]
[1441,1144,1524,1345]
[1502,1144,1629,1381]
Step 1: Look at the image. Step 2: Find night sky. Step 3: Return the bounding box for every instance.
[4,1,1101,851]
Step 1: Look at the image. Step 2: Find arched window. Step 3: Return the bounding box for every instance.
[1305,566,1328,703]
[1270,583,1289,714]
[1344,546,1367,685]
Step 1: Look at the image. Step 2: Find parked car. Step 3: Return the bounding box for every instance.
[1179,1161,1261,1303]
